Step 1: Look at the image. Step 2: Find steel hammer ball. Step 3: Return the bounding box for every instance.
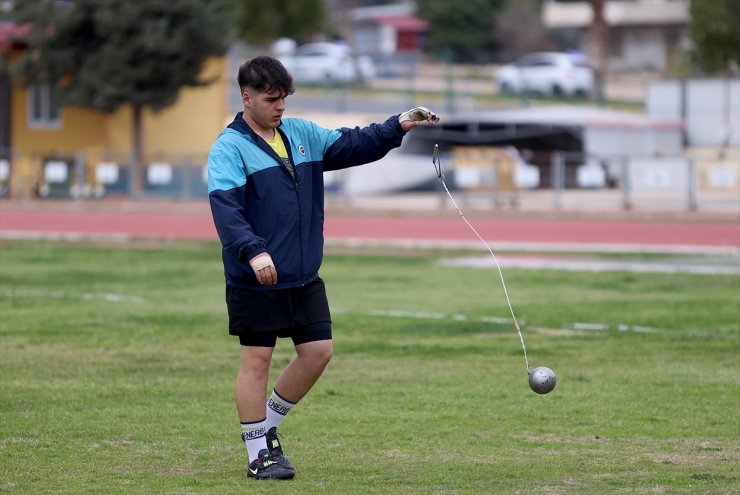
[529,366,557,394]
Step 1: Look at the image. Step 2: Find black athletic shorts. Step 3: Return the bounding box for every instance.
[225,278,332,348]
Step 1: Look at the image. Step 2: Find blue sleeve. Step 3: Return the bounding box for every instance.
[207,138,266,263]
[323,115,405,171]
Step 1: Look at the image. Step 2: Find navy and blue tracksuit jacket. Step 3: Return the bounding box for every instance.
[208,112,406,290]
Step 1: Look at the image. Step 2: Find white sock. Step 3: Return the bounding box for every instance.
[265,389,296,432]
[241,418,267,463]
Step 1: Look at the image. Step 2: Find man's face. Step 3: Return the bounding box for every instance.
[243,88,287,131]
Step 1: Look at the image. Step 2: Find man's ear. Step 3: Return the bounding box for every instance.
[242,90,251,107]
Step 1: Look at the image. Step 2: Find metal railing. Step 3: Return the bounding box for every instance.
[435,148,738,213]
[1,147,738,214]
[0,148,209,200]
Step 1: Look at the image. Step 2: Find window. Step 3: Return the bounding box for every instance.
[27,83,61,128]
[518,55,554,68]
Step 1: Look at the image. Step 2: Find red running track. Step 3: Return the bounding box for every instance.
[1,209,738,251]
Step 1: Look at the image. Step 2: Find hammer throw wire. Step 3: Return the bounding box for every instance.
[432,144,531,374]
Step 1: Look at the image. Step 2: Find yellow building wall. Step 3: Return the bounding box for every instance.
[146,56,228,156]
[104,56,227,159]
[12,56,227,157]
[7,56,228,196]
[11,86,106,155]
[9,85,108,196]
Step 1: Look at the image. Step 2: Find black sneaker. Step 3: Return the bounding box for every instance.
[266,427,294,470]
[246,449,294,480]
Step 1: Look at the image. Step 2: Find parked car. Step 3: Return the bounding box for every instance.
[494,52,594,97]
[279,42,375,86]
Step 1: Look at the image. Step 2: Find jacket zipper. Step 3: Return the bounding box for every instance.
[258,126,305,287]
[293,168,304,286]
[278,131,305,287]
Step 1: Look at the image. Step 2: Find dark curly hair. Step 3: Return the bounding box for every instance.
[237,56,295,97]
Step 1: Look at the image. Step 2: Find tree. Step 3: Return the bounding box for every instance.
[587,0,607,103]
[11,0,229,196]
[494,0,554,59]
[230,0,327,46]
[416,0,508,62]
[545,0,607,101]
[689,0,740,75]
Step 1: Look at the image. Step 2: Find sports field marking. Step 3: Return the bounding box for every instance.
[1,288,145,304]
[439,255,740,275]
[363,308,514,325]
[3,287,731,339]
[333,307,737,339]
[327,238,740,256]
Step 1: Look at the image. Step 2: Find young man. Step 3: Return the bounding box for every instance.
[207,56,438,480]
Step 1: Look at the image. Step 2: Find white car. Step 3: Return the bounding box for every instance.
[279,42,375,86]
[495,52,594,97]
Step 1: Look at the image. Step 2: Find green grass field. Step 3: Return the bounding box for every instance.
[1,241,738,494]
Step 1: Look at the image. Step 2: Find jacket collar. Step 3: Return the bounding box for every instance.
[228,112,283,136]
[227,112,294,169]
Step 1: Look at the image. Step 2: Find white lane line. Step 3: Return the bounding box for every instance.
[332,307,736,339]
[327,237,740,256]
[1,288,145,304]
[366,309,446,319]
[572,322,610,331]
[439,256,740,275]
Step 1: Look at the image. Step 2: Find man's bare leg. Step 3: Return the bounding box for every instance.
[273,339,333,403]
[236,345,274,421]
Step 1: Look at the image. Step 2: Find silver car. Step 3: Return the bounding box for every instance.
[279,42,375,86]
[495,52,594,97]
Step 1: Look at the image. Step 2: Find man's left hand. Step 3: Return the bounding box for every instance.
[399,106,439,132]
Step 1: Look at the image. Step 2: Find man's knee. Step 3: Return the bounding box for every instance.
[299,340,333,367]
[240,346,273,376]
[316,340,333,366]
